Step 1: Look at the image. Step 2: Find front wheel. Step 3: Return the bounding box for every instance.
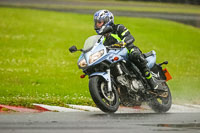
[147,82,172,113]
[89,76,120,113]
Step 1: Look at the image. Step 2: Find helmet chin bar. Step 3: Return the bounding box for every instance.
[98,25,106,35]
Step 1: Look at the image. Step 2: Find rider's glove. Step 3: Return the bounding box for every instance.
[111,41,126,48]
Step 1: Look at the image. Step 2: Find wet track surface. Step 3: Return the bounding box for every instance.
[0,112,200,133]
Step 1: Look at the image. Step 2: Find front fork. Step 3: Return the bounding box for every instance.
[89,69,112,92]
[107,69,112,92]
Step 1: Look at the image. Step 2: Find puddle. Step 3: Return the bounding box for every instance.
[157,123,200,128]
[141,123,200,131]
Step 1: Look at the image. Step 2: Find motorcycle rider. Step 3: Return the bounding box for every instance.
[94,9,158,90]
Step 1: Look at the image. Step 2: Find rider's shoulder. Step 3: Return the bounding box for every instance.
[113,24,126,31]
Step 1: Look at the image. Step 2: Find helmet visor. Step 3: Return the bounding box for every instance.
[94,19,104,30]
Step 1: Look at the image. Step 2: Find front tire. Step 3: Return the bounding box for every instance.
[89,76,120,113]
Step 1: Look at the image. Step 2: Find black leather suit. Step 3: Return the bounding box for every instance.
[103,24,150,76]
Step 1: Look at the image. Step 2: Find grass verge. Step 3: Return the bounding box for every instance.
[0,7,200,107]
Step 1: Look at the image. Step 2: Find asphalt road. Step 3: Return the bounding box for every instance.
[0,112,200,133]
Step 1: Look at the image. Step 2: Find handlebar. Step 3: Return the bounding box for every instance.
[105,45,125,50]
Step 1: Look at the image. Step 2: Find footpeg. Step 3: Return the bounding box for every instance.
[158,61,168,66]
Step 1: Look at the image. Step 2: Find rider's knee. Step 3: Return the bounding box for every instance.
[129,47,148,67]
[129,47,142,61]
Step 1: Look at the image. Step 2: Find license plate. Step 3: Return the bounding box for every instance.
[163,68,172,81]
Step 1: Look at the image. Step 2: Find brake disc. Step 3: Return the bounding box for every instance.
[100,82,115,102]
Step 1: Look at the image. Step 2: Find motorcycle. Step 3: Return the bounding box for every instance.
[69,27,172,113]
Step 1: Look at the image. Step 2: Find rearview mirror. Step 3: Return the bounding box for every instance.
[69,45,78,53]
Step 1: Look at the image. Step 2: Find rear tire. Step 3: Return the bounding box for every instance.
[148,82,172,113]
[89,76,120,113]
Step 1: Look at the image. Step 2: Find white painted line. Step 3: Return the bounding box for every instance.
[118,104,200,113]
[67,104,151,113]
[169,104,200,113]
[67,104,101,112]
[33,104,84,112]
[185,104,200,109]
[34,103,200,113]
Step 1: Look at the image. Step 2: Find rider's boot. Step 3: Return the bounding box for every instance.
[145,71,159,90]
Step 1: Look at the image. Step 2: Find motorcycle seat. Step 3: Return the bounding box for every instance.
[144,50,156,69]
[144,50,156,58]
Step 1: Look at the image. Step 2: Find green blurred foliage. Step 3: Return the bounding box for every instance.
[0,7,200,106]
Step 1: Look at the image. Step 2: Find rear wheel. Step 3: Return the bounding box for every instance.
[148,82,172,113]
[89,76,120,113]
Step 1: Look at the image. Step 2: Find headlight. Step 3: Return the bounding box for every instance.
[78,59,87,68]
[89,50,104,64]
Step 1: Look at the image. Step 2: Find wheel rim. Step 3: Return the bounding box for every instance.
[98,78,118,106]
[100,82,115,102]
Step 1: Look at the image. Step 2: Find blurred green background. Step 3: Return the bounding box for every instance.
[0,0,200,107]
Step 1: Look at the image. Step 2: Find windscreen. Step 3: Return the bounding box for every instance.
[82,35,101,51]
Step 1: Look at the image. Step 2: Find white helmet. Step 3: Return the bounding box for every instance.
[94,10,114,34]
